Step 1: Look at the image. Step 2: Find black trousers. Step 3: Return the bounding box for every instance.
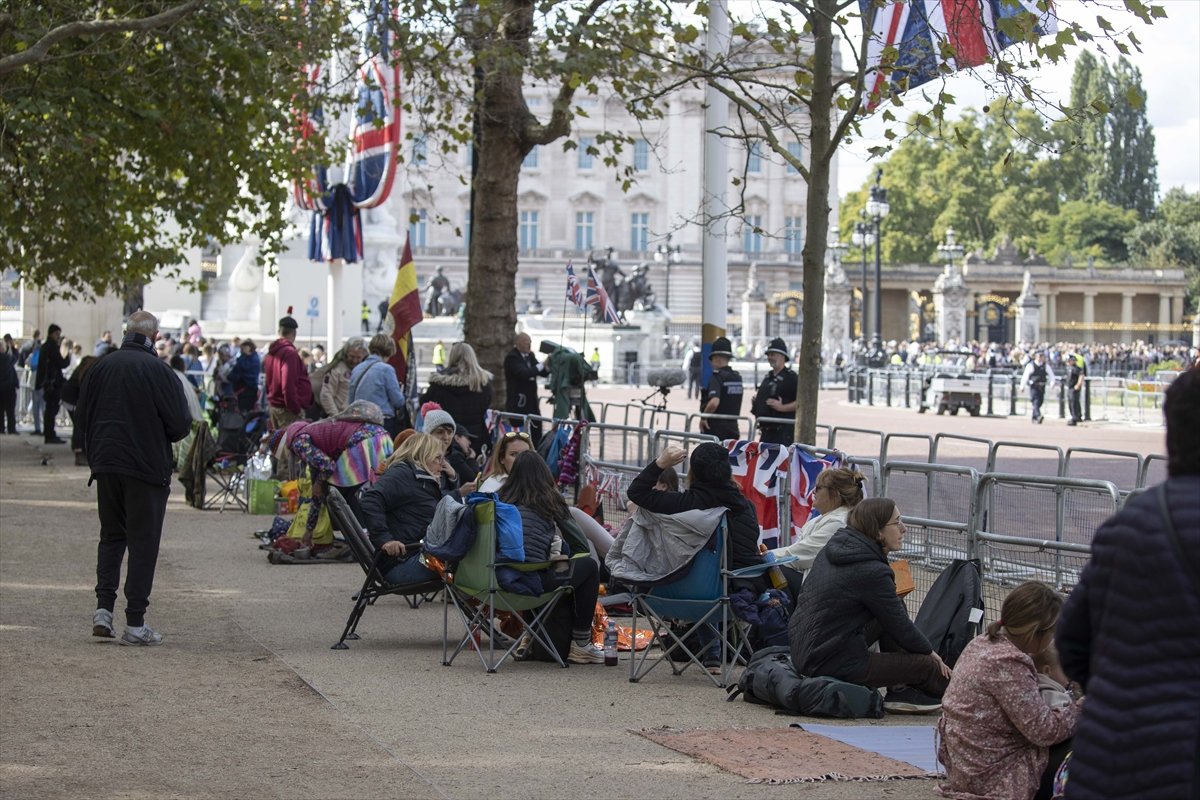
[1029,385,1046,420]
[759,424,795,446]
[95,473,170,628]
[42,387,61,440]
[1068,390,1082,423]
[0,386,16,432]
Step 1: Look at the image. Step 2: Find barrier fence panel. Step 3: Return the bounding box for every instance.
[1138,453,1169,488]
[883,461,980,600]
[636,405,690,433]
[828,426,885,463]
[930,433,992,472]
[585,422,651,467]
[974,473,1119,589]
[815,423,833,449]
[685,412,751,442]
[881,433,934,465]
[846,456,882,498]
[974,532,1094,593]
[1063,447,1143,496]
[581,456,641,533]
[986,441,1065,477]
[598,403,639,427]
[491,411,529,434]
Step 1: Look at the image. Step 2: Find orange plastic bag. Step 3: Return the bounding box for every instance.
[591,602,653,651]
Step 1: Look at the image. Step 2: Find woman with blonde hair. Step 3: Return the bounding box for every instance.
[361,432,457,585]
[422,341,493,453]
[769,467,864,596]
[938,582,1080,800]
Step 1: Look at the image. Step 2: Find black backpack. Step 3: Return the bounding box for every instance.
[914,559,984,668]
[727,646,884,719]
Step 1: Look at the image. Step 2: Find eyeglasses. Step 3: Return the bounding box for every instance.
[502,431,532,442]
[884,518,905,529]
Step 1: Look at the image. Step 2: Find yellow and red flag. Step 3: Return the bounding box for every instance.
[385,236,423,384]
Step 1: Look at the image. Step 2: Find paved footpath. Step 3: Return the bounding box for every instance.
[1,428,938,800]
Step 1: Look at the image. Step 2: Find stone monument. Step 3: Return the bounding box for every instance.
[933,261,969,346]
[822,255,853,361]
[1015,269,1043,345]
[741,262,767,353]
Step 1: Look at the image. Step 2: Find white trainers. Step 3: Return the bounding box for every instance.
[92,609,115,639]
[568,641,605,664]
[119,625,163,647]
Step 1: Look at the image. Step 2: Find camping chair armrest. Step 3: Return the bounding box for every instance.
[726,555,799,579]
[492,559,555,572]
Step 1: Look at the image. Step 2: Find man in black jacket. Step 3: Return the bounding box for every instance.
[35,324,69,444]
[503,332,546,446]
[77,311,192,646]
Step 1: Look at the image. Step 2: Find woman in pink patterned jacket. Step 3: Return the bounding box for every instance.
[937,582,1081,800]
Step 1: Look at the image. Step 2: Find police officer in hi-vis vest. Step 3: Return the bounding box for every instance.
[699,336,744,441]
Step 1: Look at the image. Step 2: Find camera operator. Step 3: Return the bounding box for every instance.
[700,336,743,441]
[751,337,798,445]
[504,332,547,446]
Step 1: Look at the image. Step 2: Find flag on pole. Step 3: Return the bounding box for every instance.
[565,262,587,311]
[861,0,1058,108]
[385,236,423,384]
[584,266,621,324]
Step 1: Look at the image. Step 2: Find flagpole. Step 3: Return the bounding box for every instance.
[559,261,571,350]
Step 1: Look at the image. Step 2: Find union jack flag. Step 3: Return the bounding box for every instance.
[789,448,845,542]
[585,266,621,324]
[726,440,790,549]
[862,0,1058,108]
[565,262,587,311]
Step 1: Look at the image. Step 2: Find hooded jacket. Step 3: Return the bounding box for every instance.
[422,368,492,451]
[77,335,193,487]
[789,526,932,681]
[264,337,313,414]
[605,506,726,586]
[626,460,765,589]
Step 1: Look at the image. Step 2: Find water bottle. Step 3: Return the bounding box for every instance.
[759,543,788,591]
[603,620,619,666]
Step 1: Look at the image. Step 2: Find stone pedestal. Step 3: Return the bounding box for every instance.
[361,206,405,326]
[741,262,767,355]
[1015,270,1042,345]
[822,259,852,360]
[933,263,969,347]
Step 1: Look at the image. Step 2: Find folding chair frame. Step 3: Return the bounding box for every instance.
[327,491,441,650]
[441,502,583,673]
[204,457,247,513]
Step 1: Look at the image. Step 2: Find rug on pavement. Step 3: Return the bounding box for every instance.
[798,724,943,774]
[634,726,935,783]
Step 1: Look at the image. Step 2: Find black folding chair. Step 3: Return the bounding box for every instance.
[327,490,442,650]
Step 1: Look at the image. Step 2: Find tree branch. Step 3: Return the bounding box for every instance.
[0,0,206,77]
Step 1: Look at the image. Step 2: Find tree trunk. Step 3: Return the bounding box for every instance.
[793,0,835,446]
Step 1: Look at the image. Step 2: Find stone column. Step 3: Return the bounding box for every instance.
[823,257,852,361]
[740,262,767,354]
[1082,291,1097,344]
[1120,291,1135,344]
[1172,294,1185,332]
[1015,271,1042,346]
[1047,293,1058,341]
[933,263,969,347]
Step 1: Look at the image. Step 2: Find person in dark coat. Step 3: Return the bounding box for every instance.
[503,333,546,446]
[447,424,480,485]
[499,451,602,664]
[1056,368,1200,800]
[360,433,456,586]
[35,323,70,443]
[0,338,18,434]
[421,342,493,454]
[77,311,193,646]
[789,497,952,713]
[228,339,262,412]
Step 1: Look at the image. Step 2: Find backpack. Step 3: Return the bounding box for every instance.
[28,347,39,370]
[727,646,884,719]
[914,559,984,668]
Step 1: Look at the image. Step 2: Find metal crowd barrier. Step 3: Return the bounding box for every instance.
[930,433,992,470]
[586,422,652,467]
[685,412,751,441]
[1063,446,1142,497]
[986,441,1065,478]
[1139,454,1169,488]
[829,426,885,462]
[881,433,934,465]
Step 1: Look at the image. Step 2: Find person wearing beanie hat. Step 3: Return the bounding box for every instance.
[264,306,313,430]
[422,408,456,439]
[700,336,744,441]
[751,337,798,445]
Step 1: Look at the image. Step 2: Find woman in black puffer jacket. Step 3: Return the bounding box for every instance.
[499,451,602,665]
[361,433,458,585]
[626,442,766,591]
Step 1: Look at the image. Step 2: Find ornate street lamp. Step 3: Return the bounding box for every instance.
[653,235,682,314]
[850,210,876,344]
[865,168,890,358]
[937,227,964,267]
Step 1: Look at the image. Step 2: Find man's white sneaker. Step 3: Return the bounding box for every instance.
[92,609,115,639]
[119,625,163,647]
[568,641,605,664]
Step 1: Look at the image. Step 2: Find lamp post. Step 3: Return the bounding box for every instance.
[865,169,890,359]
[850,210,875,346]
[654,235,682,315]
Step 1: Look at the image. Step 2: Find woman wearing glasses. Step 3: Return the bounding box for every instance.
[767,467,864,597]
[788,498,952,714]
[938,582,1080,800]
[361,433,460,586]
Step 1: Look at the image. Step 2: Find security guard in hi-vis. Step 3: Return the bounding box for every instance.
[700,336,743,441]
[751,337,798,445]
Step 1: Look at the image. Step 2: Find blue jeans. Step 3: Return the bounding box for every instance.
[383,555,438,586]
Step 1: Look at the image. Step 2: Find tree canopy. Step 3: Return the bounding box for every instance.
[1,0,352,299]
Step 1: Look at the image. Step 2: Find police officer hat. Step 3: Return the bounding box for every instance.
[709,336,733,359]
[765,338,789,358]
